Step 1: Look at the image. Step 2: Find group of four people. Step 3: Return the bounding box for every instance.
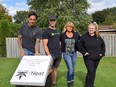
[17,11,105,87]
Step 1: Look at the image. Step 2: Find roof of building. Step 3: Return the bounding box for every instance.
[98,25,116,32]
[99,29,116,32]
[98,25,112,30]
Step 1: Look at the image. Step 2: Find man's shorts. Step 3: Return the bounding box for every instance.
[52,57,62,68]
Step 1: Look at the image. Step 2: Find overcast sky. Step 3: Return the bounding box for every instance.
[87,0,116,14]
[0,0,116,16]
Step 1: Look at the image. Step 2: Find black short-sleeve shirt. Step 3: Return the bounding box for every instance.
[19,23,42,53]
[42,28,62,58]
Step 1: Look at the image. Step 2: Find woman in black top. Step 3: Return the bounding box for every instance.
[60,21,80,87]
[80,22,105,87]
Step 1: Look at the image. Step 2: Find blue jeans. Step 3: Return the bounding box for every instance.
[63,52,77,83]
[20,48,34,60]
[23,48,34,55]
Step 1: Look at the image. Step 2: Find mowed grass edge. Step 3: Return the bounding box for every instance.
[0,57,116,87]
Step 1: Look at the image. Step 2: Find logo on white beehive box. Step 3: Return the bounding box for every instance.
[10,56,52,86]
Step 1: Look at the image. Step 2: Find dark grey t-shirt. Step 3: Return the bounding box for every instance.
[19,23,41,53]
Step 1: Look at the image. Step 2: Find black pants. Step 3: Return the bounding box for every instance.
[84,58,100,87]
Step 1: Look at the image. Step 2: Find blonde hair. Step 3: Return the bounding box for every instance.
[88,22,100,37]
[63,21,76,32]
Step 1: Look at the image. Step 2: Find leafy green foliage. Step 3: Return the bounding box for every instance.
[0,19,20,57]
[103,11,116,25]
[92,7,116,25]
[27,0,91,34]
[112,23,116,29]
[0,4,20,57]
[92,11,108,24]
[0,19,9,57]
[0,4,12,22]
[13,11,28,24]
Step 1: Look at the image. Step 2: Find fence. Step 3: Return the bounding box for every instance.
[6,34,116,58]
[101,34,116,56]
[6,38,45,58]
[6,38,20,58]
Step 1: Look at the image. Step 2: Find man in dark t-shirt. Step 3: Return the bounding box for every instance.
[42,15,62,85]
[17,11,41,59]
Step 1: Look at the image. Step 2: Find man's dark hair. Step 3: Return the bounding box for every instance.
[28,11,38,19]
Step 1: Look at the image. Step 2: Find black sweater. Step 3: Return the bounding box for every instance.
[80,32,105,60]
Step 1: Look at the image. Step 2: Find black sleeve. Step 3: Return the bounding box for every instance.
[42,29,49,39]
[60,33,65,52]
[77,36,88,56]
[101,37,105,56]
[74,32,80,51]
[76,36,88,55]
[60,33,63,41]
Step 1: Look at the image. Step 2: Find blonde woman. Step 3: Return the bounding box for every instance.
[80,22,105,87]
[60,21,80,87]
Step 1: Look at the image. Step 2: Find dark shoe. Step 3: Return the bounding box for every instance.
[71,81,74,86]
[90,84,94,87]
[85,85,90,87]
[85,85,94,87]
[68,81,73,87]
[68,83,71,87]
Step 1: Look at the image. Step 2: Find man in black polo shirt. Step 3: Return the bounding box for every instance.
[42,15,62,85]
[17,11,41,59]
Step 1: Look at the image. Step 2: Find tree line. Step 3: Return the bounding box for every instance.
[92,7,116,28]
[0,0,116,57]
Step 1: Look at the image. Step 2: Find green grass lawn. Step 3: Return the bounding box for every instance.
[0,57,116,87]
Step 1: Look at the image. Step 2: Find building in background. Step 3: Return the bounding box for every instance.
[99,25,116,34]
